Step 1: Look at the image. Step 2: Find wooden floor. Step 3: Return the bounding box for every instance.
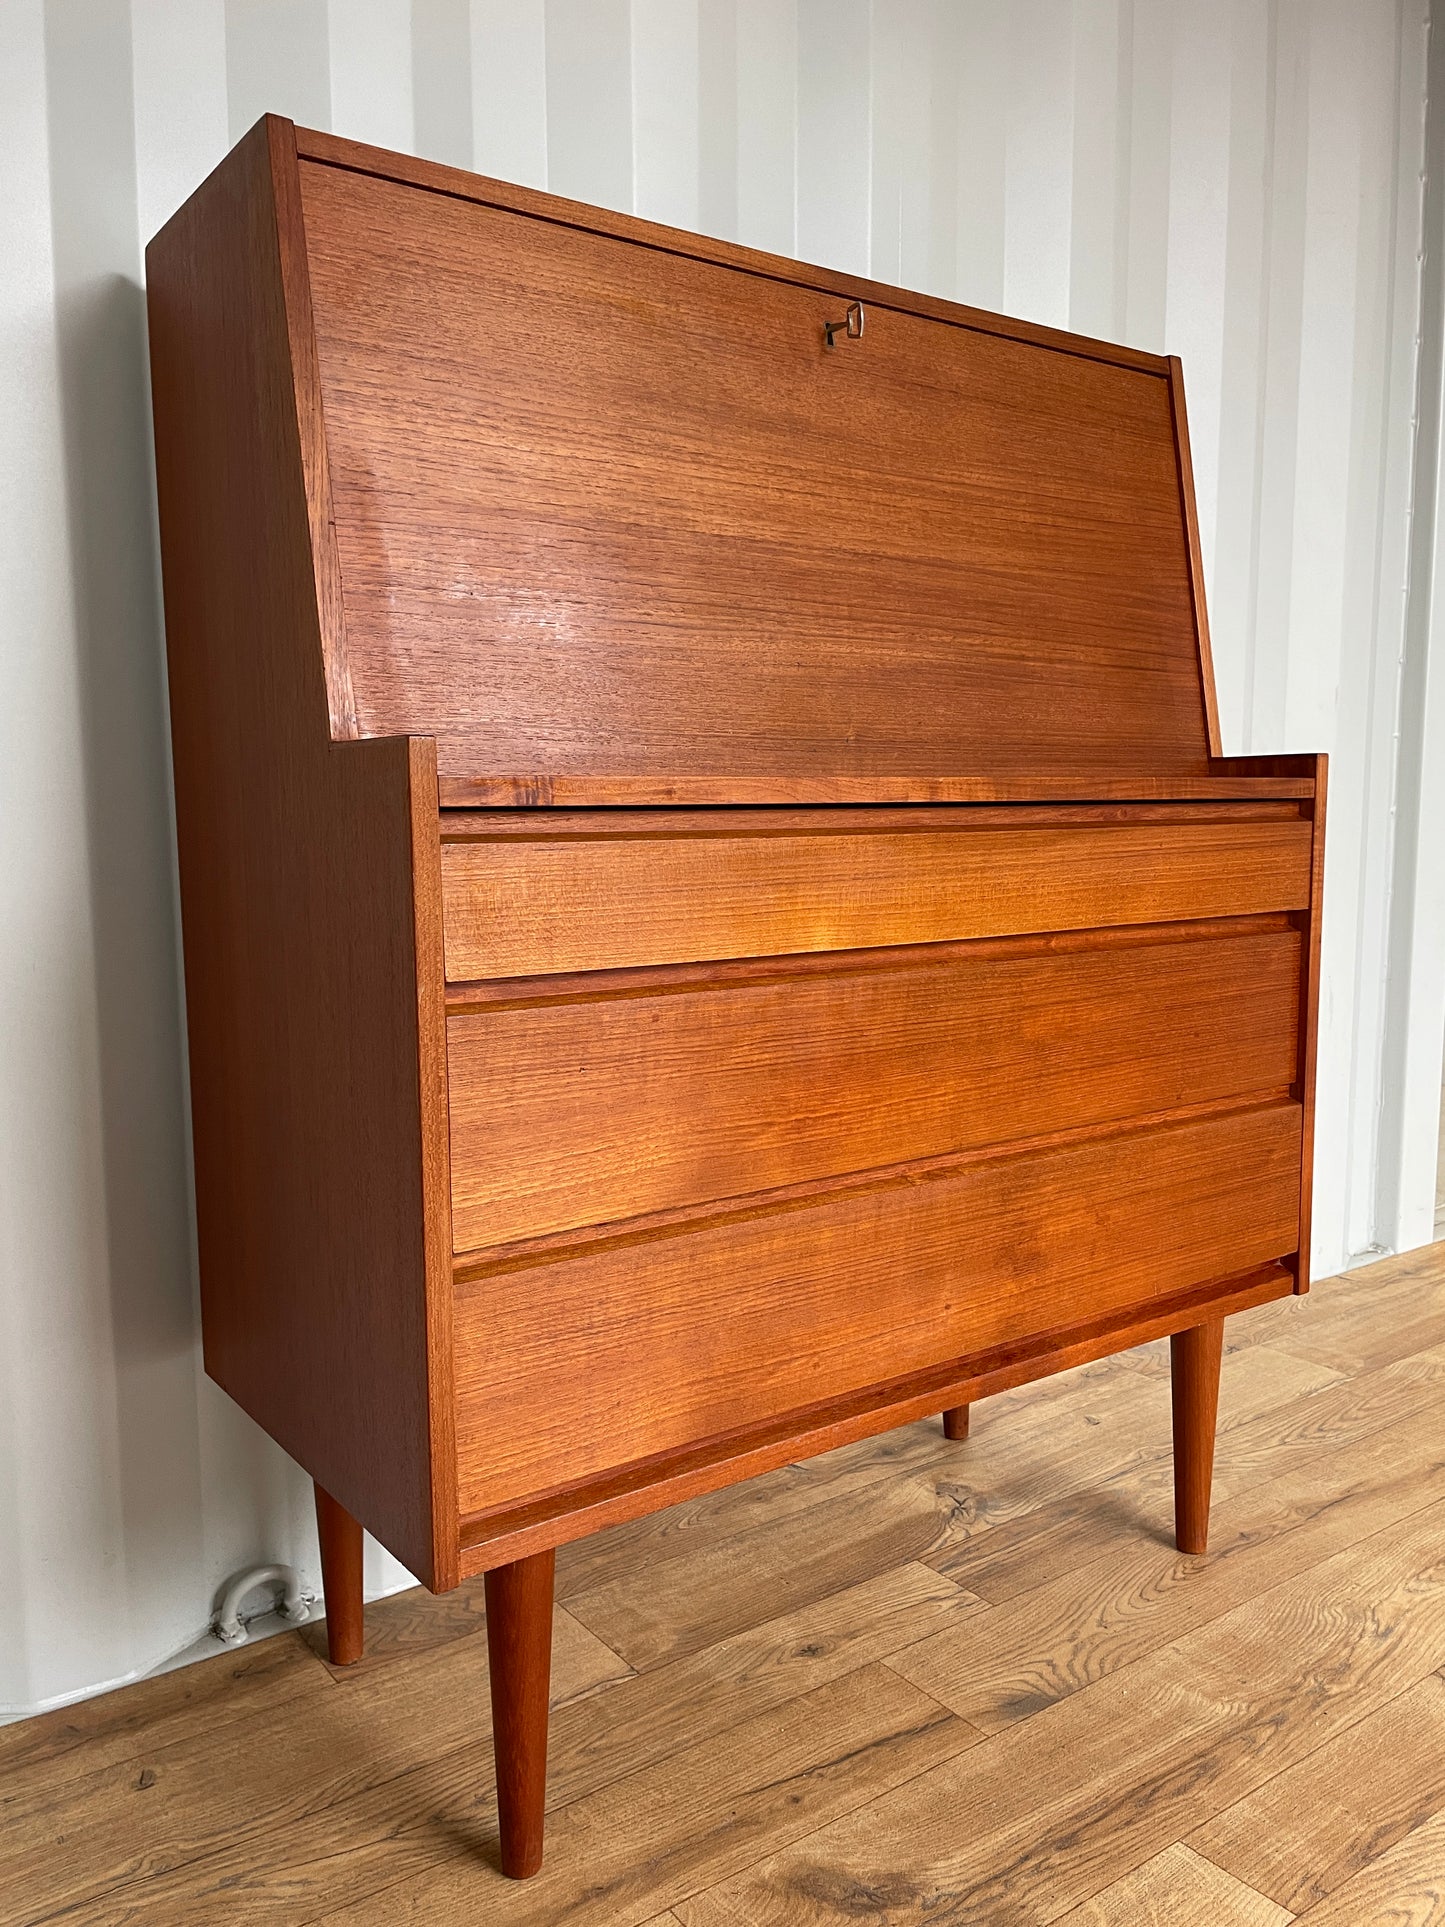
[6,1246,1445,1925]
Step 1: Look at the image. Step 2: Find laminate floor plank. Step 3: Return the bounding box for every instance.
[542,1562,986,1813]
[312,1665,978,1927]
[1290,1805,1445,1925]
[1207,1344,1445,1499]
[1055,1843,1293,1925]
[926,1343,1445,1606]
[554,1348,1170,1610]
[563,1346,1335,1674]
[0,1632,334,1798]
[677,1494,1445,1924]
[1188,1670,1445,1912]
[891,1403,1445,1731]
[0,1607,626,1925]
[921,1341,1392,1604]
[563,1468,977,1674]
[302,1569,489,1679]
[15,1564,984,1927]
[5,1245,1444,1927]
[1266,1260,1445,1378]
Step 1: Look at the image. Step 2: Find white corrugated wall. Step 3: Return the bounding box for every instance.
[1,0,1441,1717]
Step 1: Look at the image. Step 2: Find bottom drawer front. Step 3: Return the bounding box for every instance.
[453,1100,1302,1519]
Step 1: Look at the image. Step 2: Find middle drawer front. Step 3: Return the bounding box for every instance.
[448,921,1301,1253]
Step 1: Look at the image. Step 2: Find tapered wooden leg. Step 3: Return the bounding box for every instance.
[314,1483,364,1665]
[941,1405,970,1441]
[1171,1318,1224,1554]
[486,1548,555,1880]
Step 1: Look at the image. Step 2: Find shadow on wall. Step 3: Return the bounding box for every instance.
[50,262,198,1425]
[44,0,204,1646]
[24,2,407,1710]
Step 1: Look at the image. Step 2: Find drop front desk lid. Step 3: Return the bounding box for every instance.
[279,124,1301,809]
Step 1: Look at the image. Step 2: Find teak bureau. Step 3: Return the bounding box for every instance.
[147,117,1325,1879]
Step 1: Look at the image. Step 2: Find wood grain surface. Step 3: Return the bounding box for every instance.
[447,920,1301,1250]
[1294,753,1328,1290]
[5,1249,1439,1925]
[453,1101,1302,1517]
[433,770,1317,807]
[145,116,457,1587]
[314,1486,365,1666]
[1168,357,1224,761]
[1170,1319,1225,1554]
[454,1264,1294,1574]
[485,1551,556,1878]
[294,124,1169,375]
[1190,1670,1445,1912]
[144,117,1327,1887]
[439,806,1313,979]
[1057,1843,1292,1924]
[298,155,1212,786]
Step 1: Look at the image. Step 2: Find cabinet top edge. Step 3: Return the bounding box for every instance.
[292,122,1169,378]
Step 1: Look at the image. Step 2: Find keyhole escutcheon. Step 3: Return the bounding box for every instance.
[824,300,865,349]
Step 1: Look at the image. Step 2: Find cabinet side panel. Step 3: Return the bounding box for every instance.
[1296,753,1328,1289]
[1168,357,1223,759]
[146,118,450,1585]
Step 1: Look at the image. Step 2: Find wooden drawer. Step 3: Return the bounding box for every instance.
[453,1100,1303,1518]
[439,805,1313,980]
[447,920,1301,1252]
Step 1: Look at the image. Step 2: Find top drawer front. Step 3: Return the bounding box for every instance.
[440,805,1313,981]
